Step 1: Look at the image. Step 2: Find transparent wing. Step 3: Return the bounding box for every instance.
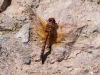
[36,15,46,27]
[35,15,47,39]
[56,24,70,42]
[35,25,45,39]
[35,15,70,42]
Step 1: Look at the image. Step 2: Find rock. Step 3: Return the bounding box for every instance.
[18,0,37,6]
[84,69,90,74]
[16,23,30,43]
[0,15,16,30]
[48,43,67,63]
[0,0,100,75]
[22,56,31,65]
[71,68,82,75]
[0,35,10,46]
[18,6,26,14]
[31,2,39,8]
[90,34,100,48]
[0,0,4,6]
[36,0,74,24]
[0,32,3,36]
[16,0,22,3]
[16,15,27,21]
[0,46,10,57]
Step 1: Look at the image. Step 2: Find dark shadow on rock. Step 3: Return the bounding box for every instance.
[0,46,2,50]
[0,26,13,31]
[42,46,51,64]
[0,0,12,13]
[0,46,2,56]
[67,25,86,49]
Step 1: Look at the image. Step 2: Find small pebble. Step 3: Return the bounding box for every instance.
[22,56,31,65]
[31,2,39,8]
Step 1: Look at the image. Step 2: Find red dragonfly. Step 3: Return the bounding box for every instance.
[32,14,73,61]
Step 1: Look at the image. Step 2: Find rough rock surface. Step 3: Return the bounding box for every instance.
[0,0,100,75]
[16,23,30,43]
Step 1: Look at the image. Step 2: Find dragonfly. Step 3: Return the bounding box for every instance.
[32,13,74,61]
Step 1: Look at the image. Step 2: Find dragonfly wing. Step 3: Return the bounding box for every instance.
[56,33,70,42]
[35,25,45,39]
[36,15,47,27]
[56,24,71,42]
[34,14,47,39]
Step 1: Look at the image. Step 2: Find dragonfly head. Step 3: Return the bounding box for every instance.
[48,18,56,24]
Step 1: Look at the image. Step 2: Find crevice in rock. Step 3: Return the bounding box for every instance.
[0,0,12,13]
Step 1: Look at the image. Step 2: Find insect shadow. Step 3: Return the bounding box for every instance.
[42,23,58,64]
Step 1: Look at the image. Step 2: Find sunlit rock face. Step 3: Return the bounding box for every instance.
[0,0,100,75]
[16,23,30,43]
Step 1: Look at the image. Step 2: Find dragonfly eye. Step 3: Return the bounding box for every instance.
[49,20,52,22]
